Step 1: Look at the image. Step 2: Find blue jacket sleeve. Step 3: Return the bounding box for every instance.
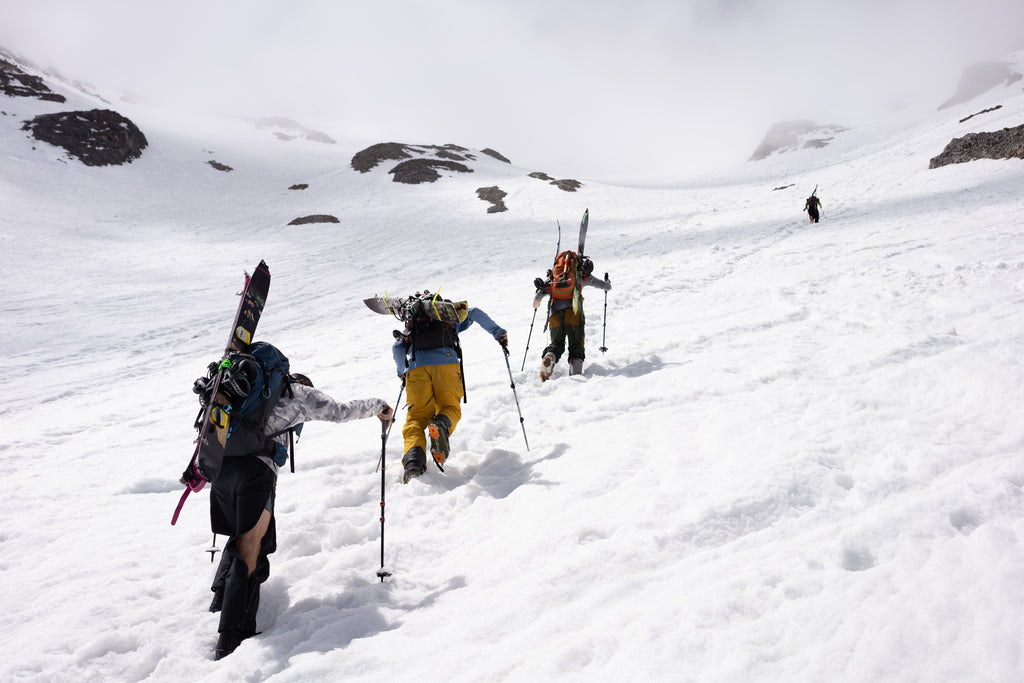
[392,337,410,377]
[457,307,506,339]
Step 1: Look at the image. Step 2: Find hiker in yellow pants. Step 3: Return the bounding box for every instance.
[391,294,507,483]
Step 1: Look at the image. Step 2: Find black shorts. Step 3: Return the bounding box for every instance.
[209,456,277,540]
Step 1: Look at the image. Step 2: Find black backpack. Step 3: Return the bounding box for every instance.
[394,293,467,403]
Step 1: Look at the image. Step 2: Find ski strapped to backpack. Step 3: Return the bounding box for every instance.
[542,209,592,320]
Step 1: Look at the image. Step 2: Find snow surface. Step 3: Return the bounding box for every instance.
[3,51,1024,682]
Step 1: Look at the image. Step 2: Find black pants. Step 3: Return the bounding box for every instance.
[209,456,277,636]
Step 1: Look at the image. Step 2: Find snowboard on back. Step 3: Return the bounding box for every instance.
[171,260,271,525]
[364,294,469,324]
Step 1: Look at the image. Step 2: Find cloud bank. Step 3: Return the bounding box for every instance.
[1,0,1023,181]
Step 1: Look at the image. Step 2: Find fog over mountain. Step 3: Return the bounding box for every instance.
[1,0,1022,180]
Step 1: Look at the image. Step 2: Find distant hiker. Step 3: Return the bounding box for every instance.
[391,291,508,483]
[203,351,392,660]
[533,252,611,381]
[804,194,822,222]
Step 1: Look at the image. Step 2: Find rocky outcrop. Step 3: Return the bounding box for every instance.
[749,121,848,161]
[529,171,582,192]
[390,158,473,184]
[288,214,340,225]
[476,186,508,213]
[938,62,1023,110]
[351,142,413,173]
[481,148,511,163]
[929,124,1024,168]
[0,57,65,102]
[351,141,576,208]
[22,108,147,166]
[351,142,478,174]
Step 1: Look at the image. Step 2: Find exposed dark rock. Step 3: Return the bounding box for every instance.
[939,62,1023,110]
[207,160,233,172]
[0,57,65,102]
[528,171,581,191]
[749,121,848,161]
[390,158,472,184]
[288,183,309,190]
[476,186,508,213]
[772,184,795,191]
[351,142,413,173]
[436,148,470,161]
[288,214,340,225]
[22,108,147,166]
[960,105,1003,124]
[481,148,511,163]
[551,178,581,192]
[351,142,478,174]
[929,124,1024,169]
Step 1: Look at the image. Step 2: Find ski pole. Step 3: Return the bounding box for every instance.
[501,343,530,451]
[376,380,404,582]
[208,534,219,563]
[599,272,610,353]
[521,307,538,371]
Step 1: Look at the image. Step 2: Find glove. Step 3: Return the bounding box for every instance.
[533,277,546,290]
[497,332,508,347]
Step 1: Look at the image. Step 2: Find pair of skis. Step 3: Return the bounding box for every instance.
[572,209,589,313]
[171,260,271,525]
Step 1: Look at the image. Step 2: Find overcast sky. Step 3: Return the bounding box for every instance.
[2,0,1023,181]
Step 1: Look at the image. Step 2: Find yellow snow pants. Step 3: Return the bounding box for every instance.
[402,363,463,453]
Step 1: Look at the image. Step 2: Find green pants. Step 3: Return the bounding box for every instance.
[544,307,586,361]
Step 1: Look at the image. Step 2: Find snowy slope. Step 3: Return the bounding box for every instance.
[2,51,1024,682]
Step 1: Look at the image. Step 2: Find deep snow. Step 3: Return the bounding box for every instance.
[3,51,1024,682]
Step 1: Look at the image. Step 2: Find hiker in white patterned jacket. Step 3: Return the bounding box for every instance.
[208,375,392,660]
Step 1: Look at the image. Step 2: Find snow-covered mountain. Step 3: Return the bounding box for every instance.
[2,46,1024,682]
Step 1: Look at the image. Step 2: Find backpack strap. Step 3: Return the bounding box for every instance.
[265,380,300,471]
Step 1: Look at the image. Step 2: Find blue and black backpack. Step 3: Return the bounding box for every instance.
[193,341,306,477]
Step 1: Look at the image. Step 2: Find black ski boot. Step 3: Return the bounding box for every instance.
[214,629,250,660]
[428,415,451,468]
[402,446,426,483]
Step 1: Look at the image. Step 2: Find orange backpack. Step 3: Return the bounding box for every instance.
[551,250,580,301]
